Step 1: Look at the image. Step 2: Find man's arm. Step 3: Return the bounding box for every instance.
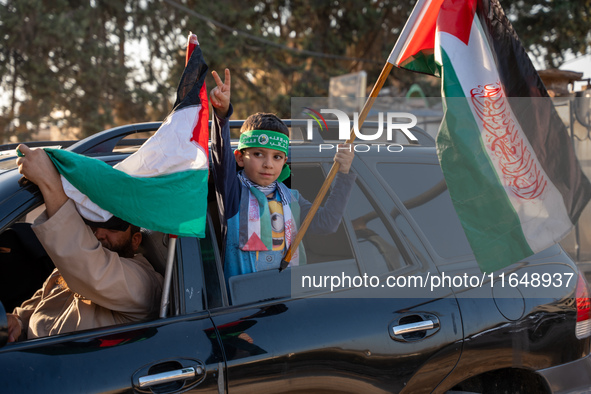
[16,144,161,318]
[32,201,162,317]
[16,144,68,217]
[8,145,65,340]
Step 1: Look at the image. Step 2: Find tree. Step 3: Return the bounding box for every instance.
[177,0,439,119]
[0,0,184,141]
[0,0,589,143]
[503,0,591,68]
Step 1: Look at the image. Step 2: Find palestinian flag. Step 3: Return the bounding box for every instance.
[45,33,210,237]
[389,0,591,271]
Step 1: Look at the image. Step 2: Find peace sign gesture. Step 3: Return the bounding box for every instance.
[210,68,231,118]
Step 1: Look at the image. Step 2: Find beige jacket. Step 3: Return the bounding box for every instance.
[13,200,163,340]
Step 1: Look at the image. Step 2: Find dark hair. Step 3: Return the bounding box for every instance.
[85,216,131,232]
[130,225,141,235]
[241,112,289,137]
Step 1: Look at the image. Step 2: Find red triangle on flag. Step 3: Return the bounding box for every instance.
[438,0,477,45]
[242,233,268,251]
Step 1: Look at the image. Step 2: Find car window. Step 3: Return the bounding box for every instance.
[223,162,424,305]
[200,217,225,309]
[294,164,355,264]
[222,164,360,305]
[0,220,54,313]
[346,179,408,275]
[377,162,473,259]
[1,203,185,341]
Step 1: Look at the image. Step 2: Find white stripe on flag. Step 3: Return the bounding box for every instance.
[62,176,112,222]
[436,16,573,252]
[115,105,208,177]
[63,104,208,223]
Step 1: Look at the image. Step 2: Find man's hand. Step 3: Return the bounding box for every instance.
[16,144,68,217]
[334,144,354,174]
[6,313,22,343]
[16,145,61,187]
[210,68,231,118]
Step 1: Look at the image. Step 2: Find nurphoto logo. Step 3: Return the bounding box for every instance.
[302,107,419,153]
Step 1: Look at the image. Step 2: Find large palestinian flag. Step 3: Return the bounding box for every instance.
[389,0,591,271]
[45,33,210,237]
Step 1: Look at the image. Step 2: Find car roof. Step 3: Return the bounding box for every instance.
[0,119,437,228]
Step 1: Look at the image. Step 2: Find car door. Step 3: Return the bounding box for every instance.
[208,157,463,393]
[0,223,225,394]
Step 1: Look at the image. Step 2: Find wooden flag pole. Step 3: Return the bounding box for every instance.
[280,61,395,271]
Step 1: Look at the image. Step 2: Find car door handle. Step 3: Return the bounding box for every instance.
[138,366,204,388]
[392,319,437,335]
[389,313,440,342]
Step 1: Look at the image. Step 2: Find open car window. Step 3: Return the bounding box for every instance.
[224,162,421,305]
[0,202,192,342]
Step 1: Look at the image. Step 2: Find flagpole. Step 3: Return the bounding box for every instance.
[159,32,197,316]
[387,0,430,66]
[280,61,395,270]
[159,235,177,318]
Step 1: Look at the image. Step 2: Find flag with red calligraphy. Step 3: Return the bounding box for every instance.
[389,0,591,272]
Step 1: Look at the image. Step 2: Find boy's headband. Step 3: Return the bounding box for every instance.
[237,129,291,182]
[237,130,289,155]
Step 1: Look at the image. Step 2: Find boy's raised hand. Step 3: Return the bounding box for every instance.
[210,68,231,118]
[335,144,354,174]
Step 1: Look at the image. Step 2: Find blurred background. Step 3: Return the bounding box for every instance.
[0,0,589,141]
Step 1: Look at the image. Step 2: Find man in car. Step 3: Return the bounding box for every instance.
[5,144,163,342]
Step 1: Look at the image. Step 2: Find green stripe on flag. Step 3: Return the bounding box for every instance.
[399,49,440,77]
[437,49,533,272]
[46,148,207,237]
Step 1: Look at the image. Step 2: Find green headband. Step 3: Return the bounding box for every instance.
[237,129,291,182]
[237,130,289,155]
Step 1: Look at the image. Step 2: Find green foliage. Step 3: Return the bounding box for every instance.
[503,0,591,68]
[0,0,179,140]
[0,0,588,142]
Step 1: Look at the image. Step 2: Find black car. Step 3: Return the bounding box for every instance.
[0,120,590,393]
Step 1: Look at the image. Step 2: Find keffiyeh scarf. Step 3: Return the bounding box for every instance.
[237,172,302,264]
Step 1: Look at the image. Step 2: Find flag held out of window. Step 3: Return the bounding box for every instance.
[390,0,591,272]
[45,33,210,237]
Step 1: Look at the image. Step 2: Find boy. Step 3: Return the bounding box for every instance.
[210,69,356,280]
